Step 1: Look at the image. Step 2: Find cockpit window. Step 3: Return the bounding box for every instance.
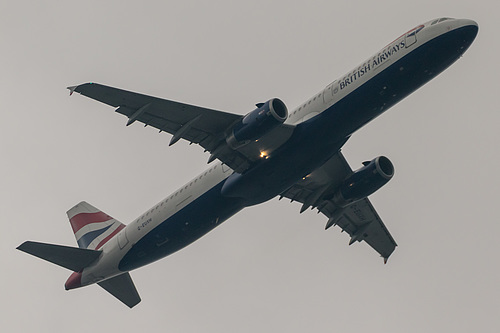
[431,18,452,25]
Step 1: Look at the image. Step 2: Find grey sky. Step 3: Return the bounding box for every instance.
[2,1,498,332]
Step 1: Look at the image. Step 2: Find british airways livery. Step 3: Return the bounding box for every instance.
[18,18,478,308]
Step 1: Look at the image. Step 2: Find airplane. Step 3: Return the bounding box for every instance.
[18,18,478,308]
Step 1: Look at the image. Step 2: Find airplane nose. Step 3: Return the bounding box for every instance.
[65,271,82,290]
[457,19,479,37]
[459,19,479,29]
[448,19,479,53]
[425,18,478,49]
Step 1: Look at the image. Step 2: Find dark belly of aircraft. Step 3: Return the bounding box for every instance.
[216,25,478,206]
[118,25,477,272]
[119,182,245,271]
[318,24,478,139]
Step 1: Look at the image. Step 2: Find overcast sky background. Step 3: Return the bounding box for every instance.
[2,1,498,332]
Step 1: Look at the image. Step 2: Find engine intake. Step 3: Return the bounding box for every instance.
[332,156,394,207]
[226,98,288,149]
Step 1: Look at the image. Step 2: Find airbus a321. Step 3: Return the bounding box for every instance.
[18,18,478,308]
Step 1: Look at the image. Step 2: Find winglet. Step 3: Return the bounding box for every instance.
[67,85,78,96]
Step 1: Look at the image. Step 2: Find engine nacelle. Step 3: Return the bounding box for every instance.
[226,98,288,149]
[332,156,394,207]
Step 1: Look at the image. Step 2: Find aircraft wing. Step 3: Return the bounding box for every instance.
[68,83,294,173]
[280,151,397,262]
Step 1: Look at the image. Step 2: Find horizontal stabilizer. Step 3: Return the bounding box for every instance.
[17,241,101,272]
[98,273,141,308]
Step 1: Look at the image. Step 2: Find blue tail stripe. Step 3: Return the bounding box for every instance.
[77,224,114,249]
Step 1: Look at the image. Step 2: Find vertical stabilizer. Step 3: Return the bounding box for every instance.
[67,201,125,250]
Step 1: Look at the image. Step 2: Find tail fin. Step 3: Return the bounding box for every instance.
[17,241,101,272]
[67,201,125,250]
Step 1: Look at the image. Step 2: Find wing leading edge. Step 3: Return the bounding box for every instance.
[280,151,397,262]
[68,83,294,173]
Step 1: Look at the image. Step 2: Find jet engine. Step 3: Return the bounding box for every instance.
[331,156,394,207]
[226,98,288,149]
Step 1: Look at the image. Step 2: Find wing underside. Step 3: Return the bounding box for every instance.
[69,83,294,173]
[280,151,397,261]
